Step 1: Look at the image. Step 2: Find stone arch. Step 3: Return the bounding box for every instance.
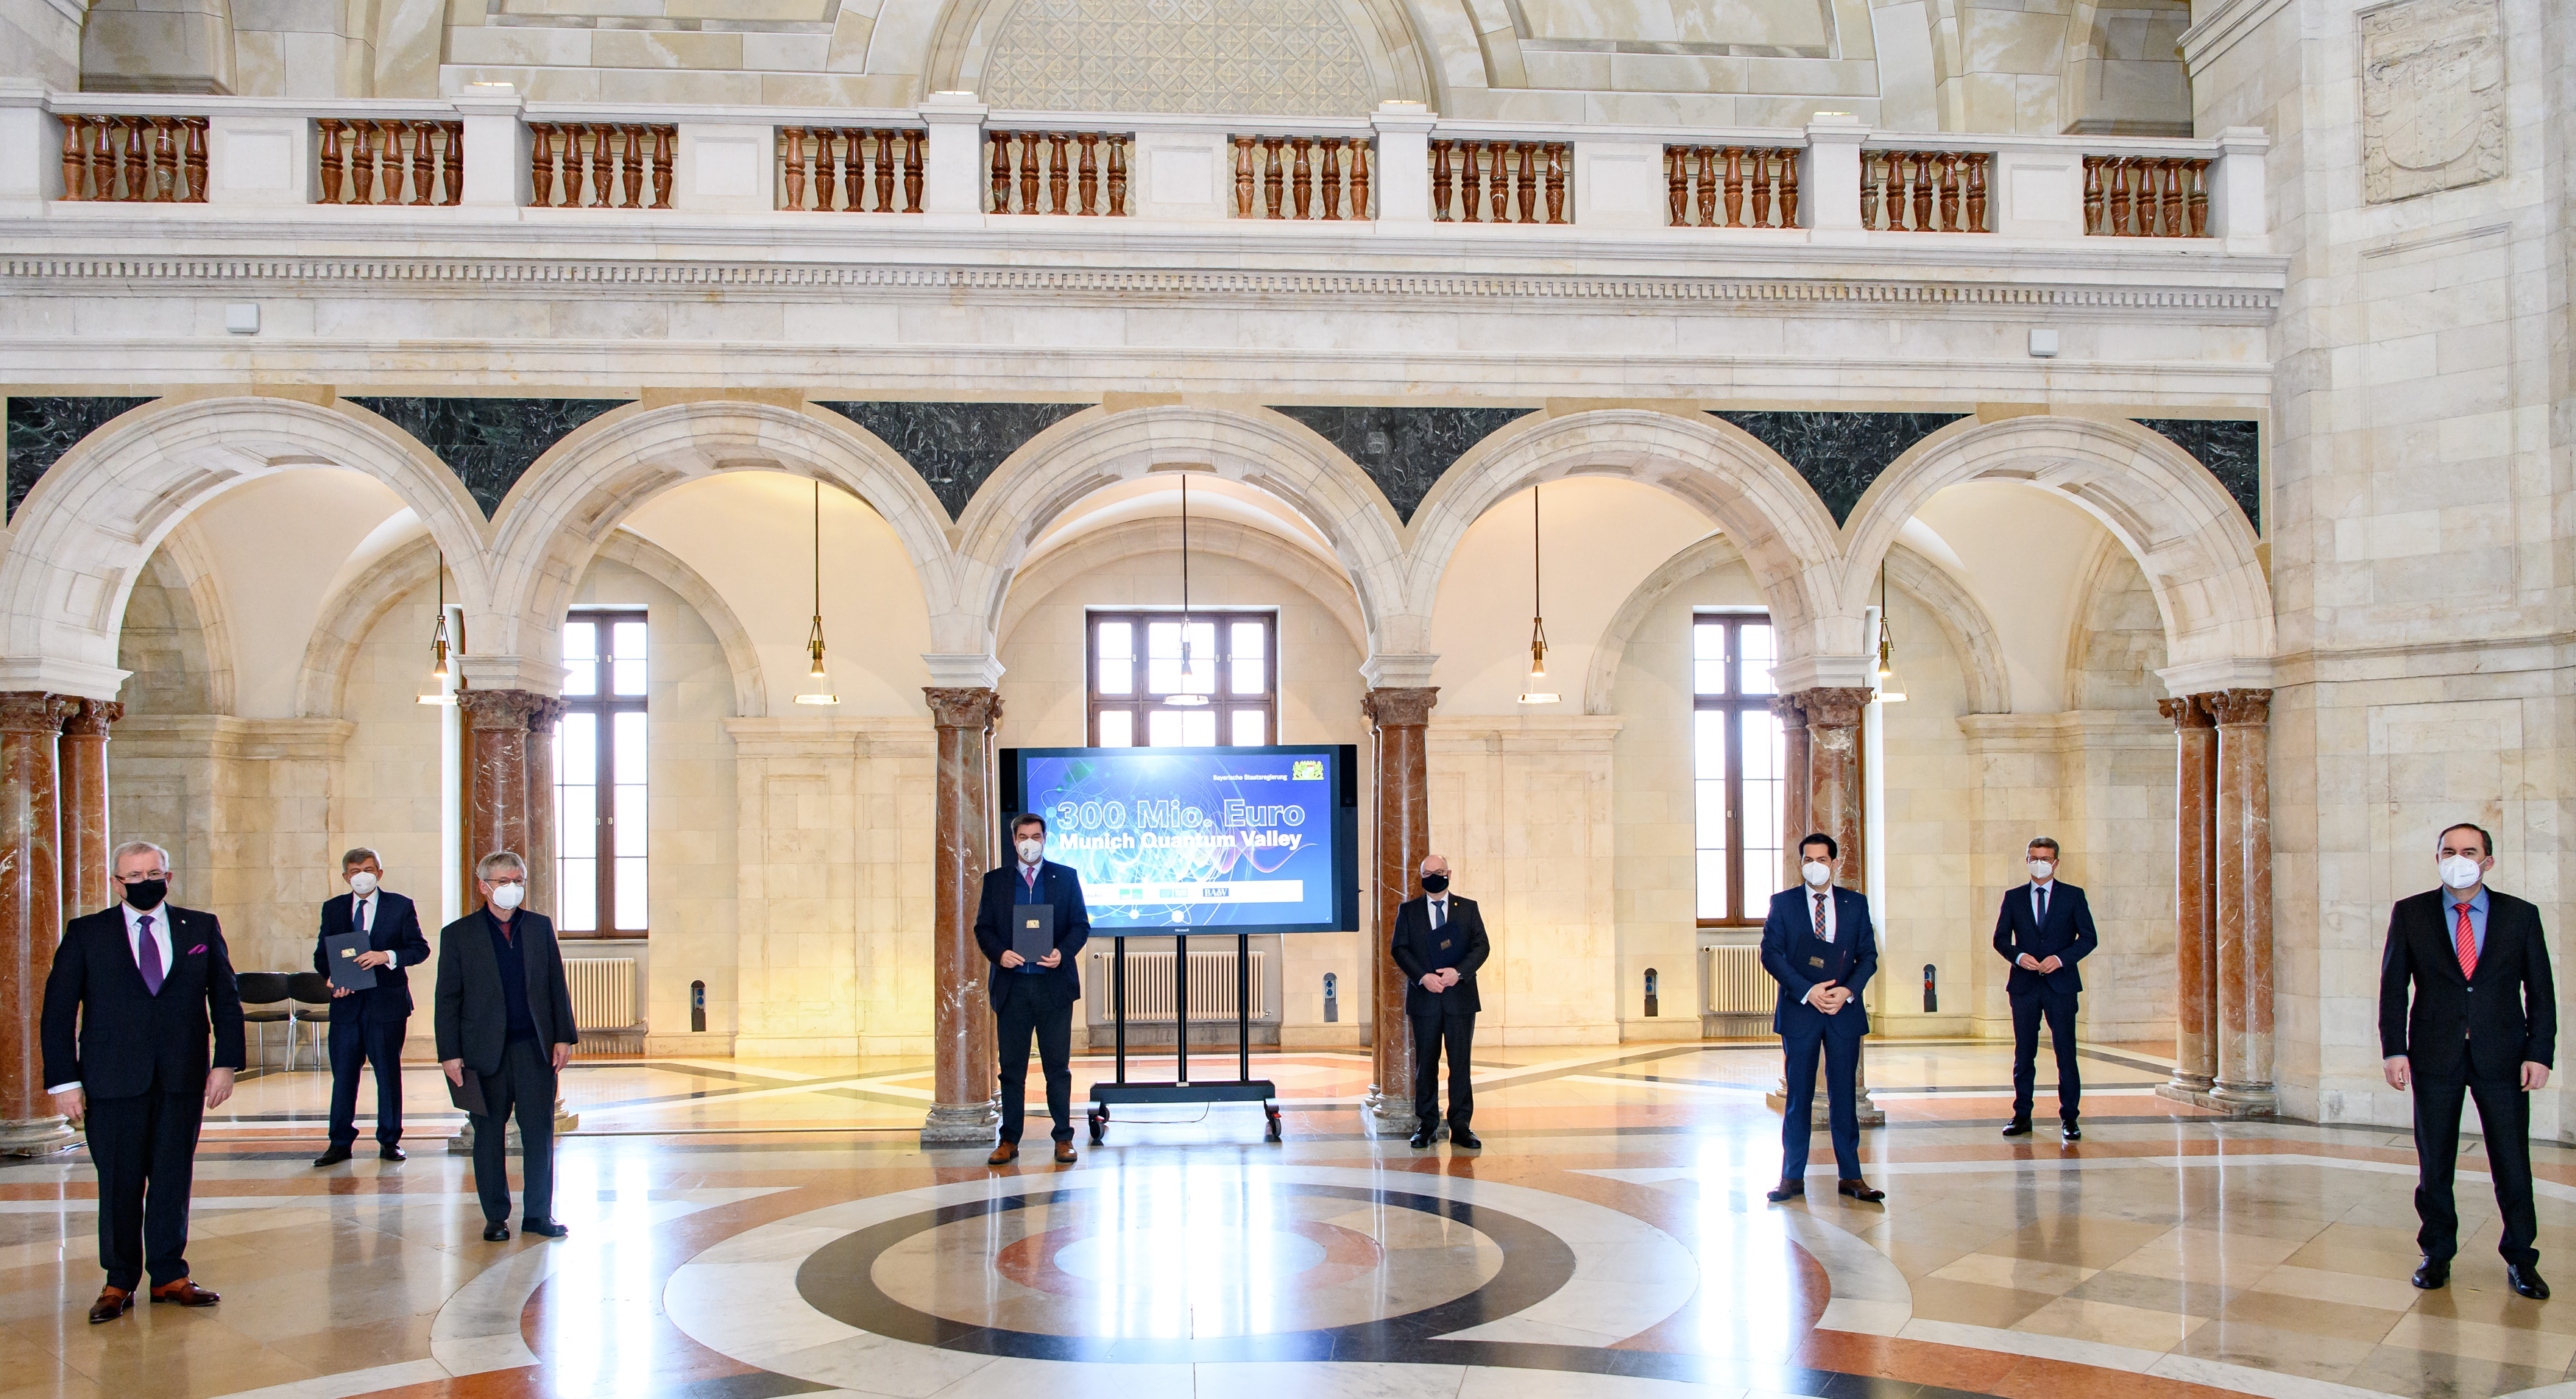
[1402,410,1850,667]
[1840,415,2271,682]
[142,517,240,716]
[926,0,1429,116]
[481,400,958,679]
[1585,535,2009,717]
[297,528,770,720]
[1001,517,1368,661]
[953,405,1404,657]
[0,395,490,699]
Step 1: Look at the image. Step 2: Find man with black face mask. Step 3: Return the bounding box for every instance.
[41,840,244,1324]
[1389,854,1488,1150]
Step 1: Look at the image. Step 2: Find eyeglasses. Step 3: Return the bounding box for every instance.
[115,870,171,883]
[484,876,526,886]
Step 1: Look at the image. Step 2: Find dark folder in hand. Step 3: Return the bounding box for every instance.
[322,930,380,992]
[1011,904,1055,968]
[447,1067,488,1116]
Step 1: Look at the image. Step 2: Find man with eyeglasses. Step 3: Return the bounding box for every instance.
[435,851,579,1242]
[41,840,244,1323]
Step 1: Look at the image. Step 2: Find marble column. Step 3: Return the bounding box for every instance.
[0,693,74,1155]
[57,701,121,923]
[525,697,566,921]
[1773,695,1811,889]
[460,689,544,871]
[921,687,1002,1144]
[2158,695,2219,1101]
[1363,687,1437,1136]
[1772,686,1880,1127]
[2206,688,2275,1115]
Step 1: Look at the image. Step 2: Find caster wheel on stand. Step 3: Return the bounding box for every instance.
[1264,1102,1284,1142]
[1087,1107,1108,1144]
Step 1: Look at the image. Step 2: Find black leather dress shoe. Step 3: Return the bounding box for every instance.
[1450,1129,1482,1150]
[311,1145,353,1167]
[2411,1257,2449,1289]
[1408,1131,1433,1150]
[2061,1123,2082,1141]
[2509,1263,2550,1300]
[2000,1119,2031,1138]
[1837,1179,1887,1203]
[381,1145,407,1162]
[522,1219,570,1239]
[482,1222,511,1242]
[1765,1180,1805,1202]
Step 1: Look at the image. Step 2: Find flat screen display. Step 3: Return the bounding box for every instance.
[1002,745,1358,936]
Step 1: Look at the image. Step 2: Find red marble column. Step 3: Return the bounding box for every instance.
[460,690,544,874]
[1363,687,1437,1135]
[1772,695,1811,889]
[525,697,566,920]
[1774,686,1880,1127]
[2207,687,2275,1114]
[2159,695,2218,1097]
[0,693,74,1154]
[921,686,1002,1144]
[57,701,121,923]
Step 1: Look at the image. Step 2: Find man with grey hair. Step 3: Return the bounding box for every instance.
[311,846,431,1167]
[41,840,243,1323]
[434,851,578,1242]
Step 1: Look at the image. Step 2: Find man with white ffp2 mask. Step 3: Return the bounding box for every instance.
[972,813,1091,1166]
[1758,832,1883,1204]
[2379,822,2556,1300]
[1991,837,2098,1141]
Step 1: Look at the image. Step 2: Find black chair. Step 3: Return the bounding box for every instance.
[286,971,335,1070]
[238,972,293,1072]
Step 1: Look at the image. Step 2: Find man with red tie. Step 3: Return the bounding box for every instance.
[2381,822,2556,1300]
[41,840,244,1322]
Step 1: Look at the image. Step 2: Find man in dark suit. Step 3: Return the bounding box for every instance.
[2382,821,2556,1300]
[1389,853,1488,1150]
[312,847,432,1166]
[1992,836,2100,1141]
[435,851,579,1242]
[42,839,244,1323]
[973,812,1091,1166]
[1761,832,1883,1204]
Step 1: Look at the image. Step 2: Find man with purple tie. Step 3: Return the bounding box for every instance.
[41,840,244,1323]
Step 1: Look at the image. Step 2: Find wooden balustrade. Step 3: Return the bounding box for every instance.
[57,116,208,202]
[779,127,924,213]
[1429,140,1568,224]
[1859,150,1989,233]
[2084,155,2210,237]
[986,130,1130,216]
[1663,145,1800,229]
[528,123,673,210]
[1229,135,1373,220]
[317,119,462,206]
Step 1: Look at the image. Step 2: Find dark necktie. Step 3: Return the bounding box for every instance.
[357,898,369,938]
[138,915,163,995]
[1432,900,1443,931]
[2037,886,2049,926]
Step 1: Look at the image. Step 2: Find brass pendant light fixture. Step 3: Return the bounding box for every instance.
[794,478,841,706]
[1875,562,1908,704]
[417,551,455,706]
[1518,483,1559,704]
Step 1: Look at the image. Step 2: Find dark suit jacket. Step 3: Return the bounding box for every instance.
[973,860,1091,1011]
[1390,894,1489,1017]
[433,907,579,1076]
[40,904,246,1099]
[314,890,432,1021]
[1761,885,1878,1039]
[1992,881,2100,996]
[2380,888,2557,1083]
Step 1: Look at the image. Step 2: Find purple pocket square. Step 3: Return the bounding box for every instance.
[186,944,207,954]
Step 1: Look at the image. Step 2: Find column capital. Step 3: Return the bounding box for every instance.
[1362,687,1439,728]
[1769,694,1808,726]
[1785,685,1872,729]
[458,688,549,732]
[923,686,1003,730]
[0,693,74,735]
[2158,695,2215,729]
[527,695,569,732]
[60,698,123,736]
[2202,688,2272,726]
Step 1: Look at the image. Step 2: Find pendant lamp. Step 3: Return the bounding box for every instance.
[417,552,456,706]
[1168,473,1210,706]
[1875,563,1908,704]
[794,479,841,706]
[1518,484,1559,704]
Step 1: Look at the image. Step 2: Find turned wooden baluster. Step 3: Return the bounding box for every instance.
[573,125,598,207]
[1495,142,1517,223]
[1076,132,1099,215]
[1460,142,1484,223]
[842,128,866,210]
[59,117,88,200]
[1936,152,1958,230]
[2186,160,2209,236]
[358,120,383,205]
[1431,139,1454,221]
[1319,137,1343,220]
[1965,152,1987,232]
[442,121,463,204]
[315,120,345,204]
[2108,157,2133,235]
[1262,137,1284,219]
[1231,136,1255,217]
[397,121,422,205]
[372,121,397,204]
[1546,143,1567,224]
[1016,132,1039,213]
[1511,143,1532,223]
[782,127,807,210]
[1899,153,1924,230]
[1288,137,1311,219]
[1106,136,1128,215]
[155,117,183,202]
[2082,157,2103,234]
[1664,146,1684,226]
[1755,149,1780,230]
[2162,157,2185,236]
[868,129,893,212]
[414,121,440,205]
[1040,132,1065,213]
[652,125,674,208]
[988,131,1011,212]
[526,124,551,207]
[618,125,642,208]
[92,118,116,200]
[902,130,924,212]
[1348,138,1370,218]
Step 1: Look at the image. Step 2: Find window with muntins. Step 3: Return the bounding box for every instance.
[1086,610,1279,746]
[554,609,647,937]
[1694,614,1786,926]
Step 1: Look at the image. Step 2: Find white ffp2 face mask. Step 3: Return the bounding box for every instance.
[347,871,378,896]
[1801,860,1833,888]
[1017,839,1045,865]
[2439,854,2484,890]
[2028,860,2054,882]
[488,882,526,910]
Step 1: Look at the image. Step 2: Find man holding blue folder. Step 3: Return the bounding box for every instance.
[973,812,1090,1166]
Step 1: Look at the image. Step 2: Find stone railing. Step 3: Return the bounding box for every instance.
[0,91,2272,255]
[1231,135,1372,220]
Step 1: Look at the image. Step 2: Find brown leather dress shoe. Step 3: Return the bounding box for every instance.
[1054,1141,1077,1164]
[986,1141,1019,1166]
[149,1278,219,1307]
[87,1286,132,1324]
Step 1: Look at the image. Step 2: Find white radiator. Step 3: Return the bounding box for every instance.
[1087,949,1268,1021]
[1702,944,1771,1015]
[565,957,640,1031]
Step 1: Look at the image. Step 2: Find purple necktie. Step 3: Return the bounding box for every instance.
[138,915,163,995]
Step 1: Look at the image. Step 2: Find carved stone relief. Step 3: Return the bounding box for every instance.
[979,0,1377,117]
[2360,0,2505,204]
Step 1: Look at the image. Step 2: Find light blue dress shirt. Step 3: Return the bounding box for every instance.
[2442,886,2488,959]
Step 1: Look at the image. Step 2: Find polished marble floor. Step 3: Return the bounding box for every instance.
[7,1038,2572,1399]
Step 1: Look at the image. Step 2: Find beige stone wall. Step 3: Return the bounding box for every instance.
[1875,584,1978,1036]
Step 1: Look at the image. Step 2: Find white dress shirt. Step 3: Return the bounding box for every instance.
[351,890,377,936]
[1428,895,1448,929]
[47,902,177,1094]
[2030,879,2054,924]
[1800,885,1841,1006]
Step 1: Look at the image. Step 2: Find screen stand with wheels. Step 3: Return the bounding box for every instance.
[1088,930,1280,1144]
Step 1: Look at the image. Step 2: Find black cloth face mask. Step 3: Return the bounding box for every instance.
[1420,874,1450,894]
[122,879,166,911]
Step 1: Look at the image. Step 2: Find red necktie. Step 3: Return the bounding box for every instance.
[2455,902,2477,979]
